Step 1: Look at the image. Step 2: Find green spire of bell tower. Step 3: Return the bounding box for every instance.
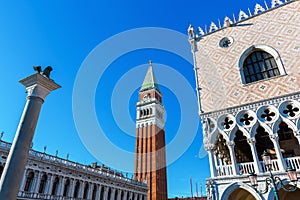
[140,60,160,92]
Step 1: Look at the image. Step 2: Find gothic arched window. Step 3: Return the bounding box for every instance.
[239,45,285,84]
[243,51,279,84]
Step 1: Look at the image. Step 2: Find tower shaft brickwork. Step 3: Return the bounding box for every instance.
[134,62,168,200]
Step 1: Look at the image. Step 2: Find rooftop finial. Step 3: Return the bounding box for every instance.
[149,60,152,67]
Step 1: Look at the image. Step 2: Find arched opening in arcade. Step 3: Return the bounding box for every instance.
[213,134,232,176]
[255,126,276,160]
[91,184,97,200]
[233,130,254,171]
[227,187,256,200]
[276,122,300,158]
[38,174,47,194]
[83,182,89,199]
[277,186,300,200]
[63,179,70,196]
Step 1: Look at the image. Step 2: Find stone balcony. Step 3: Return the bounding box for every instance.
[215,156,300,177]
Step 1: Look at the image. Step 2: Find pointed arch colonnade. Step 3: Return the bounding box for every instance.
[203,98,300,177]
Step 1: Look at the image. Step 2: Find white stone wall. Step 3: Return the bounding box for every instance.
[191,0,300,113]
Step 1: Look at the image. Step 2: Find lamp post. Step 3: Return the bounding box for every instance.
[248,151,298,200]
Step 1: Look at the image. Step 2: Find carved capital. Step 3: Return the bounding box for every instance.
[247,137,256,144]
[205,143,215,151]
[20,73,61,101]
[226,141,235,147]
[295,130,300,136]
[269,134,279,141]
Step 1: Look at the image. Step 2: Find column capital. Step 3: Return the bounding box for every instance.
[269,134,279,141]
[205,143,215,151]
[19,73,61,101]
[247,137,256,144]
[294,130,300,136]
[226,141,235,147]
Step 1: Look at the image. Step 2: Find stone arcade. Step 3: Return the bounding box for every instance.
[0,139,147,200]
[189,0,300,199]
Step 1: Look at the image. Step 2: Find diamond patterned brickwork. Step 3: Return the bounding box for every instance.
[194,1,300,113]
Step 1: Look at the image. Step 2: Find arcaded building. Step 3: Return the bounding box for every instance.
[189,0,300,199]
[0,139,147,200]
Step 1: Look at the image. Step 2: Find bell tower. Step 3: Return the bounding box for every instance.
[134,61,168,200]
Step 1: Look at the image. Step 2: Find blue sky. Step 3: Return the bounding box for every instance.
[0,0,268,198]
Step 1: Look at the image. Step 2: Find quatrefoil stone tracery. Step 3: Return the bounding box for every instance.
[261,109,276,121]
[221,117,234,129]
[240,113,254,125]
[283,104,299,117]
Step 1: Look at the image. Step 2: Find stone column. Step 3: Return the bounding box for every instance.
[87,182,93,199]
[206,144,217,177]
[111,188,116,200]
[44,174,51,195]
[104,186,109,200]
[123,191,128,200]
[0,72,60,199]
[33,171,42,193]
[69,179,76,197]
[47,174,54,195]
[58,176,65,196]
[269,134,286,171]
[117,189,122,200]
[96,185,102,200]
[19,169,28,191]
[78,181,84,198]
[227,141,239,175]
[247,137,262,173]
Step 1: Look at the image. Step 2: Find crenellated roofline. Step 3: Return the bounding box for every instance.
[188,0,298,40]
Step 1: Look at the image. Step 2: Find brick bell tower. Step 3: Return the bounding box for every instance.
[134,61,168,200]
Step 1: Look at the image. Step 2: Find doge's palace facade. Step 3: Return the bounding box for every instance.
[189,0,300,199]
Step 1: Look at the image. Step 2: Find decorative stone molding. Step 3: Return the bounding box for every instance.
[187,0,295,40]
[19,73,61,101]
[269,134,279,141]
[201,92,300,148]
[226,141,235,147]
[247,137,256,144]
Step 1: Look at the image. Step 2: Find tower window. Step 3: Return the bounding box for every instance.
[243,51,280,84]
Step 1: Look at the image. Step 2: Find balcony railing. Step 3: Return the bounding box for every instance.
[18,191,75,200]
[215,156,300,178]
[238,162,255,175]
[260,159,280,173]
[285,156,300,170]
[216,165,233,176]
